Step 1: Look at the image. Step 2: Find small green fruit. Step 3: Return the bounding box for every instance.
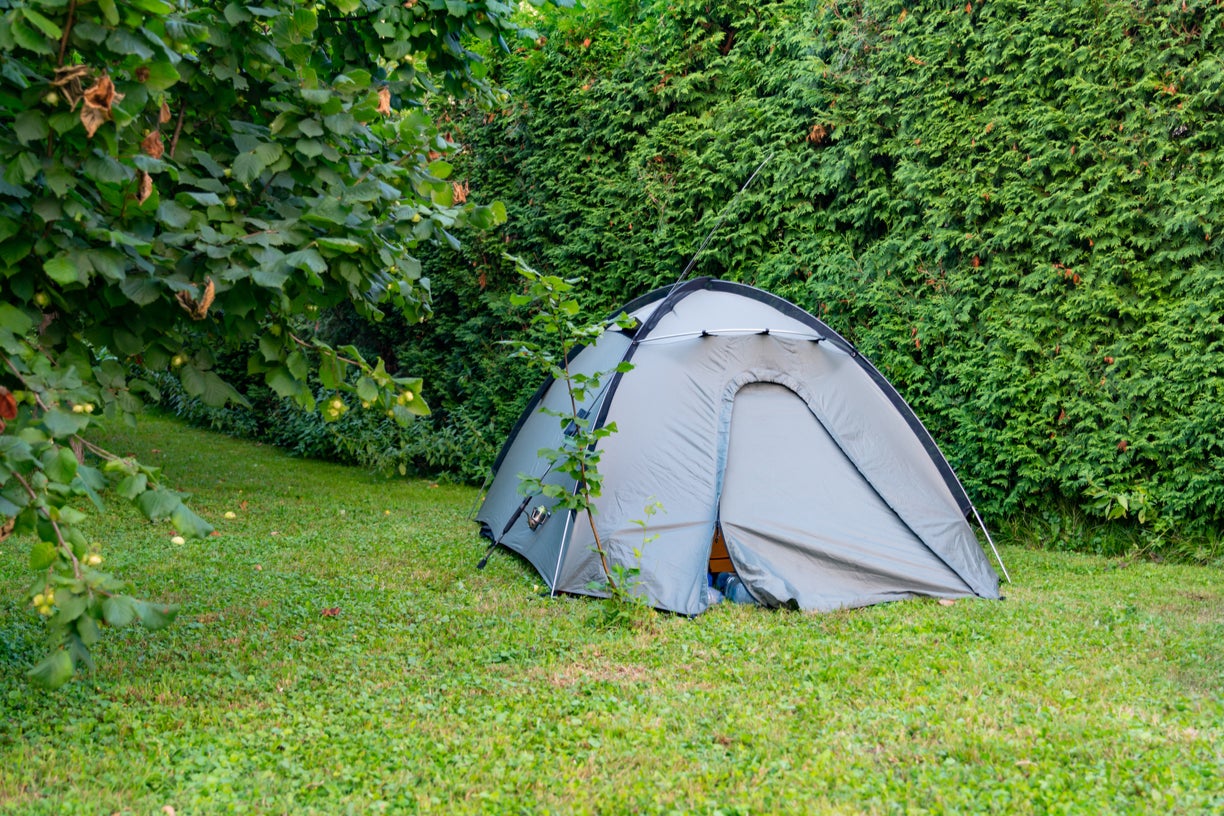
[33,292,50,308]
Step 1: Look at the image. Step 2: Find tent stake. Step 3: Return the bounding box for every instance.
[972,506,1011,584]
[475,540,499,570]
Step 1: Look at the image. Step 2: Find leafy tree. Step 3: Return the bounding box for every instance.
[0,0,554,687]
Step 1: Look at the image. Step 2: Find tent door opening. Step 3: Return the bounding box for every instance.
[719,381,979,610]
[708,524,735,575]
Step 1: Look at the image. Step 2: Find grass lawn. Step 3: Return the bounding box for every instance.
[1,415,1221,814]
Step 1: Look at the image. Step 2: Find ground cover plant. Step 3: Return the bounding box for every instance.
[1,416,1221,814]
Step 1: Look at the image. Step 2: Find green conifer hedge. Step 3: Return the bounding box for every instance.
[404,0,1223,552]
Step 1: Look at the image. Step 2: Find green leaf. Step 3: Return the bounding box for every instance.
[251,265,290,289]
[181,364,249,408]
[44,446,79,484]
[253,142,284,165]
[280,352,306,383]
[142,61,181,92]
[13,110,49,143]
[20,7,63,39]
[120,275,162,305]
[402,393,431,417]
[83,153,132,184]
[318,353,344,389]
[106,28,155,60]
[73,465,107,513]
[322,113,355,135]
[115,473,149,499]
[0,436,35,464]
[42,409,89,438]
[55,591,88,623]
[11,18,55,54]
[292,8,318,36]
[156,200,194,229]
[284,249,327,275]
[102,595,138,628]
[295,139,324,158]
[355,376,379,403]
[44,255,81,285]
[133,599,178,631]
[428,160,453,180]
[316,237,363,253]
[76,615,101,647]
[136,487,180,521]
[304,198,349,226]
[232,151,267,184]
[97,0,119,25]
[0,302,35,336]
[27,650,74,690]
[171,502,214,538]
[0,494,21,517]
[30,540,57,570]
[129,0,175,13]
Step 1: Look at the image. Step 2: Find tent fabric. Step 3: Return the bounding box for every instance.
[476,278,1001,615]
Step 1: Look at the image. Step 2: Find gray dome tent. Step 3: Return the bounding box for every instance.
[476,278,1005,614]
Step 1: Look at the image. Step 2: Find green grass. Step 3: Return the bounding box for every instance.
[1,416,1221,815]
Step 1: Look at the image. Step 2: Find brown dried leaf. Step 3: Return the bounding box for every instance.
[80,104,109,138]
[137,171,154,204]
[376,86,392,115]
[807,123,829,144]
[199,278,215,314]
[175,278,216,320]
[83,74,120,112]
[80,74,124,138]
[52,64,90,87]
[0,386,17,420]
[160,102,172,124]
[141,130,165,159]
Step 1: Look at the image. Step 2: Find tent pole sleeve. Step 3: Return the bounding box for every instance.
[550,509,575,597]
[971,506,1011,584]
[466,466,496,521]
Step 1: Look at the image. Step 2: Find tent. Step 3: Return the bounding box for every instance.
[476,278,1005,614]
